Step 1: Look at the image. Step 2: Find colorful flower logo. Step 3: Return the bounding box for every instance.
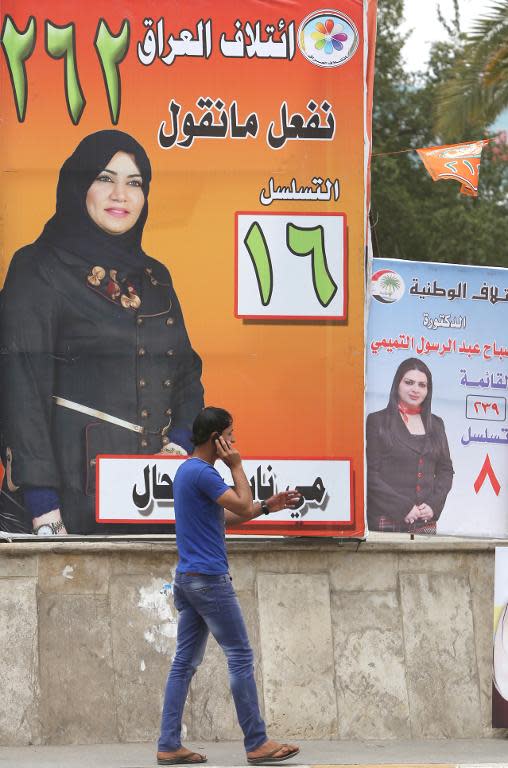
[311,19,348,55]
[298,10,359,68]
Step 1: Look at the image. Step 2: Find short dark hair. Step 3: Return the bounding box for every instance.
[192,407,233,446]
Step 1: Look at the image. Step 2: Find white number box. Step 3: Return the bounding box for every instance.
[466,394,506,422]
[235,212,347,320]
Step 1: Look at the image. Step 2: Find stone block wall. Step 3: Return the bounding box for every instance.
[0,538,507,746]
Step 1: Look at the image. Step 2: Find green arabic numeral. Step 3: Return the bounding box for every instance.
[286,223,337,307]
[94,18,130,125]
[1,15,36,122]
[244,222,273,306]
[45,21,85,125]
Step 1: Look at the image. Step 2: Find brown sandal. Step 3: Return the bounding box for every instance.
[247,744,300,765]
[157,750,207,765]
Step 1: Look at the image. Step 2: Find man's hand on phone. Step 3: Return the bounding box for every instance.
[215,435,242,469]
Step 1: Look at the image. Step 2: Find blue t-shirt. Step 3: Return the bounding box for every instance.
[174,457,230,575]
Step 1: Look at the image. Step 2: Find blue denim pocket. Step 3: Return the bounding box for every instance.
[172,584,186,612]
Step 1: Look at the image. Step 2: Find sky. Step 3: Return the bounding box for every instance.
[401,0,482,73]
[400,0,507,131]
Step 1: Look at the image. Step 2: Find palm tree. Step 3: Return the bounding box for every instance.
[379,273,401,298]
[435,1,508,138]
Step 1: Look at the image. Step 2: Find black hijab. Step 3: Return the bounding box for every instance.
[39,130,152,272]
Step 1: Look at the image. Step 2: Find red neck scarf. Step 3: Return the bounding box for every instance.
[398,401,422,423]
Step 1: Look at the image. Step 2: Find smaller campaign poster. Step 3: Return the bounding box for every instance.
[366,258,508,538]
[493,547,508,727]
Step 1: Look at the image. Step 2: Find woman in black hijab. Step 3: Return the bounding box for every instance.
[0,130,204,535]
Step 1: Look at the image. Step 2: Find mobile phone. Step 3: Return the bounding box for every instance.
[211,432,220,442]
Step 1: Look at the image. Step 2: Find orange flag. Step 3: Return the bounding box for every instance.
[416,140,488,197]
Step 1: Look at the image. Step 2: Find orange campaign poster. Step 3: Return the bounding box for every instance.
[0,1,375,538]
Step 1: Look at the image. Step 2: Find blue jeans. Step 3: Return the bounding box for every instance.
[158,573,267,752]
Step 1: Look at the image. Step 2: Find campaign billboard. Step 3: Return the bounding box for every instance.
[0,1,375,537]
[366,258,508,538]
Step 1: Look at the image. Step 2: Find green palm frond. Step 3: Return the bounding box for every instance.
[379,274,401,294]
[435,1,508,137]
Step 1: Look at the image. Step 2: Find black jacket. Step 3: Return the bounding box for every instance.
[0,243,203,534]
[1,130,205,535]
[366,408,453,529]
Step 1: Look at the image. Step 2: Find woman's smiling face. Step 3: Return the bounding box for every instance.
[398,369,428,407]
[85,151,145,235]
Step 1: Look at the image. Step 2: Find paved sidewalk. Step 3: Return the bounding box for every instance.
[0,740,507,768]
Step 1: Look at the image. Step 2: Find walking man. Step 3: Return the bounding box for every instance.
[157,406,301,766]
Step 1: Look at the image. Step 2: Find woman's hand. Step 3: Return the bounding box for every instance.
[404,505,421,525]
[32,508,68,536]
[158,442,188,456]
[416,503,434,523]
[404,503,434,525]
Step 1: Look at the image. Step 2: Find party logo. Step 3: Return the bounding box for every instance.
[298,10,359,67]
[371,269,405,304]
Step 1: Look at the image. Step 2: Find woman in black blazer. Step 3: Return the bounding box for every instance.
[366,357,453,533]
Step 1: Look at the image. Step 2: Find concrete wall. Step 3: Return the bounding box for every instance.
[0,538,507,746]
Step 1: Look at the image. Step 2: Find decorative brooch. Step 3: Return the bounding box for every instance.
[87,266,141,310]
